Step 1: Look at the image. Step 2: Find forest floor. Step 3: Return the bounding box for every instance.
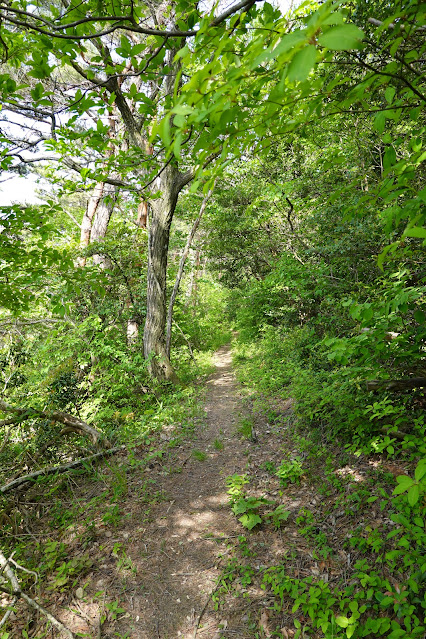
[5,344,410,638]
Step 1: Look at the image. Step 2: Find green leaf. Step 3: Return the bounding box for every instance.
[174,45,189,61]
[130,43,146,56]
[322,12,345,25]
[393,475,414,494]
[239,513,262,530]
[381,596,395,607]
[318,24,364,50]
[377,241,398,270]
[408,484,420,506]
[171,105,190,117]
[30,83,44,101]
[273,30,307,58]
[383,146,396,169]
[414,459,426,481]
[159,115,171,148]
[404,226,426,239]
[287,45,316,83]
[385,86,396,104]
[232,498,250,515]
[374,111,386,133]
[335,616,349,628]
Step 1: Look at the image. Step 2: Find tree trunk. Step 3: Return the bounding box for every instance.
[78,182,105,267]
[143,164,181,382]
[90,183,118,267]
[191,249,201,309]
[165,187,214,359]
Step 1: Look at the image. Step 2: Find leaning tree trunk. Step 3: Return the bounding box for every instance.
[165,186,214,359]
[143,164,181,383]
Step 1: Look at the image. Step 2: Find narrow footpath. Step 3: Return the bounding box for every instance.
[116,344,254,638]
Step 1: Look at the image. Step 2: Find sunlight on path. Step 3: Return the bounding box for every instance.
[116,344,250,639]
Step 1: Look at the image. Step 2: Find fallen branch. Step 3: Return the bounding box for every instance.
[20,591,76,638]
[0,399,108,445]
[0,549,75,637]
[0,416,25,428]
[366,378,426,392]
[380,427,407,441]
[0,551,20,594]
[0,446,124,494]
[0,596,17,630]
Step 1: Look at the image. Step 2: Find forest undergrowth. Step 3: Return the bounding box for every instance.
[0,332,425,639]
[224,331,426,639]
[1,1,425,636]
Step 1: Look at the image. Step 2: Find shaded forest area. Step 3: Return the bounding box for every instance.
[0,0,425,637]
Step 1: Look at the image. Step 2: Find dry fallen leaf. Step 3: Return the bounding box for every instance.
[259,609,271,637]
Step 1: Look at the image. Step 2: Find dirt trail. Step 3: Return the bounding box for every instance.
[116,343,252,638]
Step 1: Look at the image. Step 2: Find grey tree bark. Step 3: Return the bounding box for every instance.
[90,183,118,268]
[78,182,105,267]
[143,164,183,382]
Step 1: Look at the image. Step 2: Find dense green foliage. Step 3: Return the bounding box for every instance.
[0,0,424,636]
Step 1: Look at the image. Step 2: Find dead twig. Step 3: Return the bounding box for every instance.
[193,584,219,639]
[0,596,17,629]
[0,550,75,638]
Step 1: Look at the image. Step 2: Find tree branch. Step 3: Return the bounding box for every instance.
[0,446,123,494]
[366,378,426,392]
[0,549,76,637]
[0,0,261,40]
[166,184,215,357]
[0,400,108,446]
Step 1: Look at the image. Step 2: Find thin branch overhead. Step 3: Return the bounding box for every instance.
[0,0,261,40]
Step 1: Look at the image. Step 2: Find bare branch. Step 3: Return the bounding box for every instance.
[0,0,261,41]
[0,446,123,494]
[368,17,426,32]
[0,552,76,637]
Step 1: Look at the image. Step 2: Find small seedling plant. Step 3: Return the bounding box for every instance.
[276,457,304,487]
[226,474,290,530]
